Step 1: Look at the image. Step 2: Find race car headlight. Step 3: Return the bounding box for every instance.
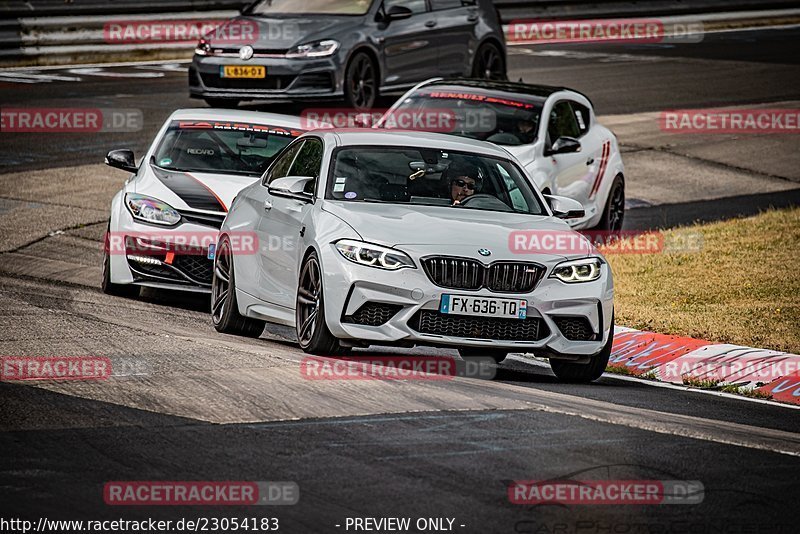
[195,39,212,56]
[335,239,415,271]
[286,40,339,58]
[551,257,603,283]
[125,193,181,226]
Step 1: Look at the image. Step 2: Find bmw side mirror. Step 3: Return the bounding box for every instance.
[549,136,581,156]
[544,194,585,219]
[105,149,137,173]
[384,5,413,21]
[268,176,315,201]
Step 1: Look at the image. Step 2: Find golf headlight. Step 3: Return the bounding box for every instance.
[195,39,212,56]
[286,40,339,58]
[125,193,181,226]
[335,240,415,270]
[551,258,603,283]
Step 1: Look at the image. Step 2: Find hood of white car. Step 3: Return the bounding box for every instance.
[321,201,591,262]
[134,163,258,213]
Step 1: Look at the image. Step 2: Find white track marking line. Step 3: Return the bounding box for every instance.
[0,58,192,72]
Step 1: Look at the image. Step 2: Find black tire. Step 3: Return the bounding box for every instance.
[458,347,508,364]
[211,236,265,337]
[204,98,239,109]
[344,51,378,110]
[101,223,139,298]
[595,175,625,232]
[471,42,506,80]
[549,315,614,383]
[296,251,344,354]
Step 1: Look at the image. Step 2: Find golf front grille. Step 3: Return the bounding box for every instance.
[553,316,596,341]
[421,257,544,293]
[343,302,403,326]
[410,310,548,342]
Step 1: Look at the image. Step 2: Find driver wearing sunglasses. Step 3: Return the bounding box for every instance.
[446,161,482,205]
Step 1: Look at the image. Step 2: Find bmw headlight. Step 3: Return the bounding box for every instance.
[125,193,181,226]
[335,239,415,271]
[551,257,603,283]
[286,40,340,58]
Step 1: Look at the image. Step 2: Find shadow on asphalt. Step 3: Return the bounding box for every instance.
[137,286,210,313]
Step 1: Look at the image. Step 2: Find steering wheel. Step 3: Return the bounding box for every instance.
[458,194,513,212]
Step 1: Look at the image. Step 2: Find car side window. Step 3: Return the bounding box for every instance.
[548,100,581,142]
[288,138,324,194]
[571,101,591,136]
[265,141,304,185]
[384,0,427,15]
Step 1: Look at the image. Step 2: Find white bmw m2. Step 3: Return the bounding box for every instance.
[212,130,614,383]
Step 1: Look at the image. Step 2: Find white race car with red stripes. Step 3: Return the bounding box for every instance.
[101,108,305,297]
[379,79,625,231]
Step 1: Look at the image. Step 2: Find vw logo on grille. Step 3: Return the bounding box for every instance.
[239,45,254,60]
[478,249,491,257]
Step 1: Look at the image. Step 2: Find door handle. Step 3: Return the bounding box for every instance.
[586,158,594,166]
[263,200,272,211]
[425,20,437,28]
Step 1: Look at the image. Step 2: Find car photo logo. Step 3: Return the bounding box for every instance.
[478,248,492,257]
[238,45,254,61]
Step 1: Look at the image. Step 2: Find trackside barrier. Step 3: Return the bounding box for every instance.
[2,0,800,66]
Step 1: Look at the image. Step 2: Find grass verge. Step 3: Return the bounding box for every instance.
[605,207,800,354]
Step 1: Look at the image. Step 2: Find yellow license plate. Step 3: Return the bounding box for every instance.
[221,65,265,78]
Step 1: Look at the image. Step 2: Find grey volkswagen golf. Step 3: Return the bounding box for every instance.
[189,0,506,109]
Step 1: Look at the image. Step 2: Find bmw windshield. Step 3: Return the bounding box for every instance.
[152,120,302,177]
[327,147,546,215]
[387,90,544,146]
[248,0,373,16]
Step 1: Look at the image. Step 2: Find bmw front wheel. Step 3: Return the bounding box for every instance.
[296,251,344,354]
[549,315,614,383]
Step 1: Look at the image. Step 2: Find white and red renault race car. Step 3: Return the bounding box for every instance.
[102,108,305,297]
[378,79,625,231]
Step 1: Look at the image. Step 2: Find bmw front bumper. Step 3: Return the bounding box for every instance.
[318,243,614,360]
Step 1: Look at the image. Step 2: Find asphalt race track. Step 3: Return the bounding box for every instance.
[1,25,799,533]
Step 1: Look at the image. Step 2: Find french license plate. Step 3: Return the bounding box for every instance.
[207,244,216,260]
[221,65,265,78]
[440,295,527,320]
